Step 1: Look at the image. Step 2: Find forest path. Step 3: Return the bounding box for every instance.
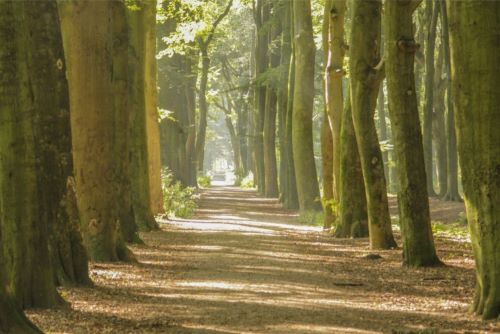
[28,187,498,334]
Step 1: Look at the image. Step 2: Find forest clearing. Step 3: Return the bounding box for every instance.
[0,0,499,333]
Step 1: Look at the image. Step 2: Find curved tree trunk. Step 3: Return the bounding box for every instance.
[195,46,210,173]
[292,0,321,212]
[350,0,396,249]
[384,0,441,267]
[447,0,500,320]
[58,0,133,262]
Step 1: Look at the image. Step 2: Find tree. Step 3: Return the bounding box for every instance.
[321,0,335,229]
[127,1,160,232]
[195,0,233,173]
[252,0,269,192]
[447,0,500,319]
[263,10,281,198]
[336,93,368,238]
[383,0,441,267]
[349,0,396,249]
[422,0,439,197]
[0,0,93,312]
[439,1,461,202]
[292,0,321,212]
[58,0,133,261]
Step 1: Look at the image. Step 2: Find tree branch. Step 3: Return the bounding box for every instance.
[205,0,234,46]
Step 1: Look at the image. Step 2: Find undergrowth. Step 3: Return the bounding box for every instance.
[162,169,199,218]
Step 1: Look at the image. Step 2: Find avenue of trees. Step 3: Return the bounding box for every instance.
[0,0,498,332]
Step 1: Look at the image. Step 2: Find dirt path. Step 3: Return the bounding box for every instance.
[29,187,498,334]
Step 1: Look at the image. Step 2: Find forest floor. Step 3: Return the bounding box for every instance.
[28,187,499,334]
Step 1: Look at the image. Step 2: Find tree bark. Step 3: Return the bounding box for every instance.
[447,0,500,319]
[423,0,439,197]
[350,0,396,249]
[384,0,441,267]
[336,94,368,238]
[0,0,85,310]
[292,0,322,212]
[321,0,335,229]
[440,1,461,202]
[127,3,159,232]
[58,0,133,262]
[144,0,164,214]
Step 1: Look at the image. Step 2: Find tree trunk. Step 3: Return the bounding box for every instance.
[320,0,335,229]
[383,0,441,267]
[263,19,281,198]
[253,0,269,193]
[58,0,133,262]
[127,4,159,232]
[440,1,461,202]
[0,0,87,310]
[350,0,396,249]
[336,94,368,238]
[325,0,346,201]
[195,45,210,173]
[144,0,164,214]
[423,0,439,197]
[433,39,448,197]
[447,0,500,319]
[292,0,321,212]
[377,84,389,186]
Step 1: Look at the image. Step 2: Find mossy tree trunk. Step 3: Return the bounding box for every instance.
[263,17,281,198]
[422,0,439,197]
[325,0,346,202]
[0,0,84,311]
[440,1,461,202]
[447,0,500,319]
[252,0,269,193]
[321,0,335,229]
[349,0,396,249]
[143,0,164,214]
[277,0,299,210]
[112,0,141,244]
[335,93,368,238]
[58,0,133,262]
[292,0,322,212]
[127,2,159,232]
[383,0,441,267]
[32,0,91,285]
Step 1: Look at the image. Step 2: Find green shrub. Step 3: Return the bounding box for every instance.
[240,174,255,188]
[197,175,211,188]
[162,169,198,218]
[297,210,324,226]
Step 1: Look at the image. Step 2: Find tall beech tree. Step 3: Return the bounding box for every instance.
[252,0,269,192]
[0,0,93,313]
[263,13,281,198]
[439,1,461,202]
[58,0,133,262]
[447,0,500,319]
[384,0,441,267]
[292,0,321,212]
[349,0,396,249]
[195,0,233,173]
[127,1,159,232]
[422,0,439,197]
[336,94,368,238]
